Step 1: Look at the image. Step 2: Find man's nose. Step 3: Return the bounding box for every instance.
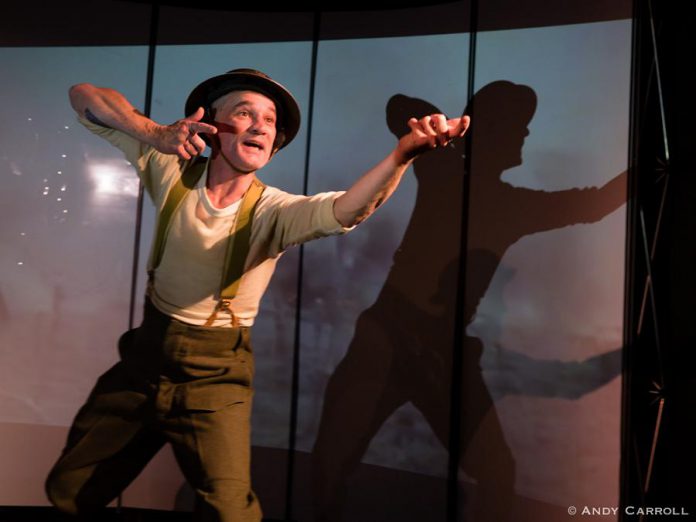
[249,118,267,134]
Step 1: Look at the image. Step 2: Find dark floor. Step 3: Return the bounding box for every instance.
[0,507,185,522]
[0,507,286,522]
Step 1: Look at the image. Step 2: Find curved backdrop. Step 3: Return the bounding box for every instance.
[0,2,631,520]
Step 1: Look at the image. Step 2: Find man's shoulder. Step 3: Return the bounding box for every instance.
[254,185,314,221]
[258,184,300,204]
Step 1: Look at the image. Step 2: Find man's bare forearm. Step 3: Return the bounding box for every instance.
[333,150,412,227]
[69,83,217,159]
[69,84,161,145]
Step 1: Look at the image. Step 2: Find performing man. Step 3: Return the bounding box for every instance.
[45,68,470,522]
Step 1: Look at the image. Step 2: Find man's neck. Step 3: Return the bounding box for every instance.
[206,156,256,209]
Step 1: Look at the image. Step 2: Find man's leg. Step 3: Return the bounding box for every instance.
[45,361,164,516]
[154,320,261,522]
[164,398,262,522]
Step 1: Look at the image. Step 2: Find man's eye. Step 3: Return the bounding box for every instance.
[237,110,249,117]
[265,117,275,125]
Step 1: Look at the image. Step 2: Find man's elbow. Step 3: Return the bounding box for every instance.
[68,83,94,115]
[334,211,355,228]
[334,209,369,228]
[332,203,359,228]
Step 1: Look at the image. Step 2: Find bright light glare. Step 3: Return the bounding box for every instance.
[87,160,139,200]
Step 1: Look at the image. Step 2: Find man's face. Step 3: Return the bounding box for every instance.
[212,90,278,174]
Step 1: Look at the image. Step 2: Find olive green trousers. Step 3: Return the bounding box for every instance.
[45,299,262,522]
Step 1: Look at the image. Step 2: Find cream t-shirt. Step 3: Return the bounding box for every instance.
[79,116,351,326]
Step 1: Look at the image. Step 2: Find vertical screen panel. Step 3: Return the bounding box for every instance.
[296,33,470,522]
[121,40,313,518]
[0,45,148,504]
[465,19,631,520]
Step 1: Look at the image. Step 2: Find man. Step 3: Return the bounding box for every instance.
[45,68,469,522]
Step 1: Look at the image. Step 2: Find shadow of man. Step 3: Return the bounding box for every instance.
[312,81,626,521]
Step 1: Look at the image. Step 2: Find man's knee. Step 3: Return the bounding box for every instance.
[196,479,262,522]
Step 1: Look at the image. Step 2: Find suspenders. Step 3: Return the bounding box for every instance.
[147,157,266,326]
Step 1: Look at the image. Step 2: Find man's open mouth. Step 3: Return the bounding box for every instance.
[243,140,264,151]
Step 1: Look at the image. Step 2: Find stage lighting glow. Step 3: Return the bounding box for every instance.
[87,160,139,200]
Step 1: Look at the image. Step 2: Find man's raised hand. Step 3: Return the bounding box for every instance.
[396,114,470,164]
[153,107,218,160]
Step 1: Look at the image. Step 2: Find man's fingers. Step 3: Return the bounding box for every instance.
[407,117,422,133]
[190,134,207,154]
[409,114,468,146]
[187,106,206,122]
[399,113,471,161]
[189,121,218,135]
[176,145,192,160]
[418,116,439,148]
[183,141,199,156]
[419,116,438,137]
[448,115,471,137]
[431,114,449,145]
[180,107,217,137]
[407,118,429,140]
[457,115,471,136]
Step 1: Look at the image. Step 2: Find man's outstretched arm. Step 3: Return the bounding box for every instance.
[333,114,470,227]
[68,83,217,160]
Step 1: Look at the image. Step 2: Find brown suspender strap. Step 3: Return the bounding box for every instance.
[147,157,266,327]
[204,177,266,326]
[148,156,207,275]
[220,177,266,299]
